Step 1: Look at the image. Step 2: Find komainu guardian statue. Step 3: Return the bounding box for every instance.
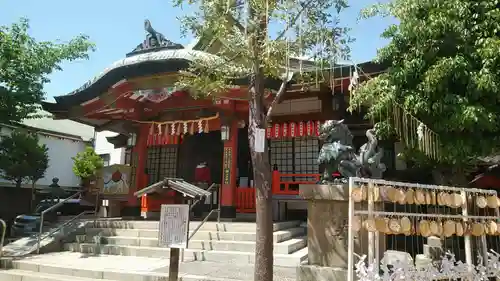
[317,119,386,184]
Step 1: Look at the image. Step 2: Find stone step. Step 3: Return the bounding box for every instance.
[91,220,300,232]
[87,235,306,254]
[0,269,118,281]
[4,264,243,281]
[64,243,308,267]
[6,253,298,281]
[82,227,305,242]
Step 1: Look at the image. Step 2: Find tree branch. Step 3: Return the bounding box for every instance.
[265,79,287,123]
[274,0,318,41]
[226,0,317,42]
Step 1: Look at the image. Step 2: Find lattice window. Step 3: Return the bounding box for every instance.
[294,137,320,175]
[147,145,178,185]
[270,139,294,178]
[158,146,178,179]
[269,137,320,182]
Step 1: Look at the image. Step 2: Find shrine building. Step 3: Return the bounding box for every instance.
[42,21,389,220]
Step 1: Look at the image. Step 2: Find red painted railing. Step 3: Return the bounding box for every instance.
[236,188,256,213]
[235,171,321,213]
[271,171,321,195]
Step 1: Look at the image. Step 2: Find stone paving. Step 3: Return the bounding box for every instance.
[11,251,297,281]
[155,260,297,281]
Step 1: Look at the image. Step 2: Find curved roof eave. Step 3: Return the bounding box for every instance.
[55,49,222,106]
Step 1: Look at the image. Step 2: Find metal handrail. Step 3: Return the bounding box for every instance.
[188,208,218,241]
[36,191,82,254]
[189,183,217,211]
[181,184,221,262]
[36,210,96,254]
[0,219,6,258]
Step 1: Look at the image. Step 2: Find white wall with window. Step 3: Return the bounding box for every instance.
[0,124,92,189]
[94,131,126,166]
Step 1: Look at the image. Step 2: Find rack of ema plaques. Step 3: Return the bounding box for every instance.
[347,177,500,281]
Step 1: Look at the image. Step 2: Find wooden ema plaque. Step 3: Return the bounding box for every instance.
[96,164,132,200]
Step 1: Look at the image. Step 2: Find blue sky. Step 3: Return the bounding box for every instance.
[0,0,395,101]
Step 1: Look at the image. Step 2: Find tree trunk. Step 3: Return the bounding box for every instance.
[249,76,274,281]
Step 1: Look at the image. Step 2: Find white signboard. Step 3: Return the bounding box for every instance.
[254,128,266,153]
[158,204,190,249]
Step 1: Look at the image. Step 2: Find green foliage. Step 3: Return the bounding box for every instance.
[72,146,104,180]
[350,0,500,165]
[0,18,95,123]
[173,0,353,97]
[0,130,49,187]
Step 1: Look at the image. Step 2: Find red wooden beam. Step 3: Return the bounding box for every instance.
[81,80,134,115]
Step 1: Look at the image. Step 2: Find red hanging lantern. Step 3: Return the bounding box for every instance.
[282,123,288,138]
[273,123,281,138]
[306,121,314,136]
[298,122,305,137]
[315,121,321,136]
[160,134,168,145]
[289,122,297,137]
[266,127,272,139]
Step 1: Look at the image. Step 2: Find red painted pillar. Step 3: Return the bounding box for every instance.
[220,119,239,218]
[128,125,148,207]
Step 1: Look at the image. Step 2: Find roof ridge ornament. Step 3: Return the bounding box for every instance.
[126,19,184,57]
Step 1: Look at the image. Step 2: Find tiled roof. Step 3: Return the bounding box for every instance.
[19,110,94,141]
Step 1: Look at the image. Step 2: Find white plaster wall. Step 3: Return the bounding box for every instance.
[0,126,88,188]
[94,131,125,165]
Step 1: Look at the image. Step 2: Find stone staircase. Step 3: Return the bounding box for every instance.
[67,220,308,265]
[0,219,307,281]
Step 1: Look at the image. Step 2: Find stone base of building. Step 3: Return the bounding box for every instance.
[121,206,141,217]
[140,211,161,220]
[219,206,236,218]
[297,265,348,281]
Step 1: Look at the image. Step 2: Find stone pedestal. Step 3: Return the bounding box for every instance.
[272,201,287,221]
[98,200,122,218]
[108,200,122,217]
[297,184,386,281]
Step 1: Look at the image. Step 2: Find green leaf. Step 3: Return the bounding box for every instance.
[350,0,500,166]
[72,146,104,180]
[0,129,49,186]
[0,18,95,124]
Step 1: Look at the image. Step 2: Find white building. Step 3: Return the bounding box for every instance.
[0,114,127,190]
[0,112,95,189]
[94,131,126,166]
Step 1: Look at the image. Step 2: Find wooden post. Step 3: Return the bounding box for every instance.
[168,193,184,281]
[347,177,355,281]
[461,191,473,273]
[169,248,180,281]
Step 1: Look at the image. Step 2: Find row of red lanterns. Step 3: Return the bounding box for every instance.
[147,134,182,147]
[147,120,322,146]
[266,121,322,139]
